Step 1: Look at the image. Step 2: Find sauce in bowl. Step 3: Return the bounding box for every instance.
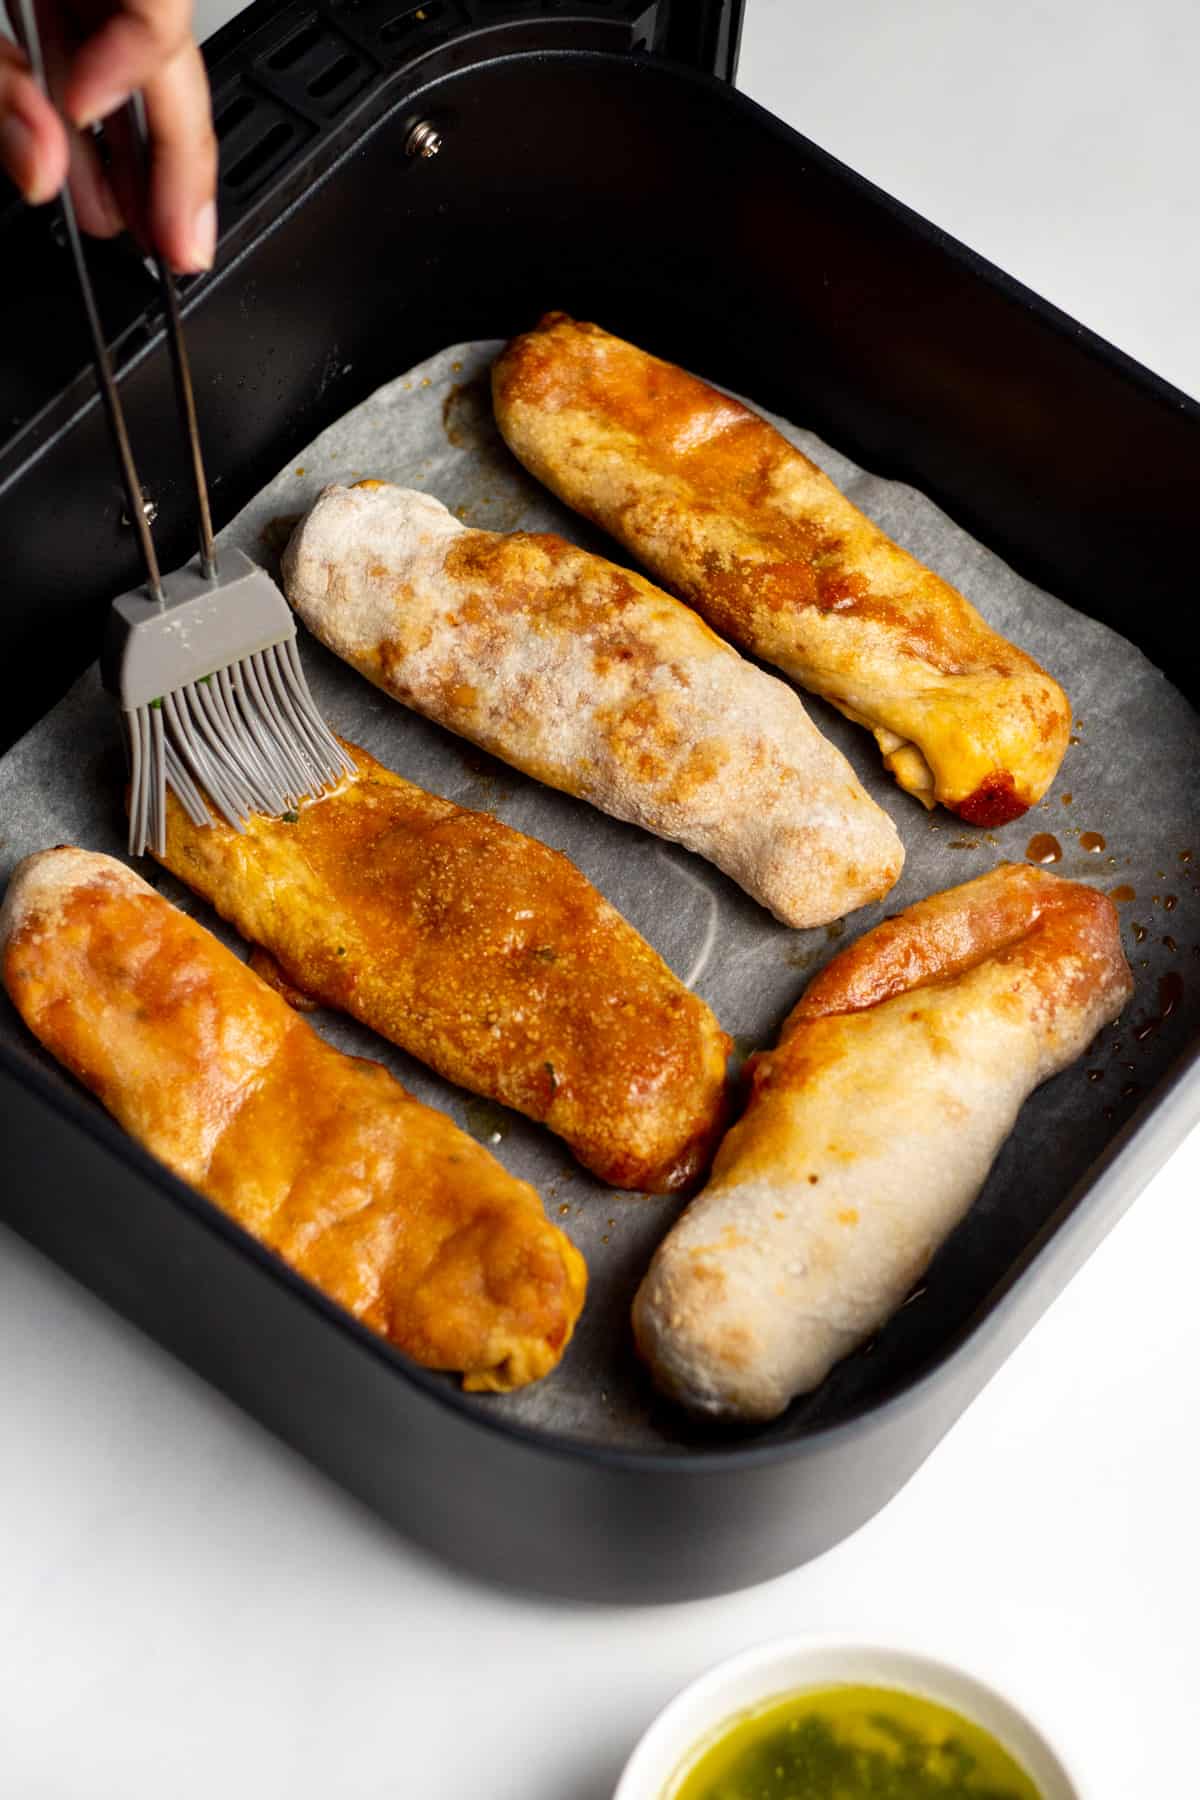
[669,1683,1042,1799]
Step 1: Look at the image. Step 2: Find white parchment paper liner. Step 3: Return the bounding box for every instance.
[3,341,1197,1447]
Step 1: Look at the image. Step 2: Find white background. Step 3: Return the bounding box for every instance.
[3,1,1199,1792]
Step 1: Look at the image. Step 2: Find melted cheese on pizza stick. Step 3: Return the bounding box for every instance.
[154,737,731,1195]
[281,482,903,928]
[492,314,1072,826]
[632,864,1132,1421]
[2,848,585,1392]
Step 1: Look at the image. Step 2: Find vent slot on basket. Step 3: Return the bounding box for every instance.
[226,120,295,189]
[215,85,317,199]
[379,1,449,43]
[268,21,326,68]
[307,51,360,96]
[253,17,376,117]
[215,91,256,136]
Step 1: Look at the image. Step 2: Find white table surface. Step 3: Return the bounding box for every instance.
[4,2,1198,1793]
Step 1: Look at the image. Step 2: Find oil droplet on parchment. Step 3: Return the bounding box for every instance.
[1027,833,1062,865]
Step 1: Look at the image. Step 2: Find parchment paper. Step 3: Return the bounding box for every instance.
[3,340,1198,1450]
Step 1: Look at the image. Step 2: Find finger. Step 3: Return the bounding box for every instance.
[0,35,68,201]
[97,97,148,247]
[140,41,217,271]
[66,119,123,234]
[63,0,193,128]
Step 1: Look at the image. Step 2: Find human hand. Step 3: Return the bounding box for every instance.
[1,0,218,272]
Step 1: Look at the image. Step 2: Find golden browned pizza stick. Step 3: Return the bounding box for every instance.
[1,848,586,1393]
[492,314,1072,827]
[281,482,904,929]
[155,737,731,1195]
[632,864,1133,1421]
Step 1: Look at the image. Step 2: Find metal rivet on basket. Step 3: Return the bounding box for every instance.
[121,491,159,528]
[405,120,442,159]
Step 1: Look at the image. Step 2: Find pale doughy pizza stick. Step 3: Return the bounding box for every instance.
[281,481,903,928]
[155,737,732,1195]
[493,314,1072,826]
[2,848,585,1392]
[632,864,1132,1421]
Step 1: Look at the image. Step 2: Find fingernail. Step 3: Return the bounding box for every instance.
[77,89,131,128]
[0,114,39,200]
[190,199,217,271]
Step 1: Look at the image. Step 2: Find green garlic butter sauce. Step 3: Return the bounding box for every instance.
[668,1684,1043,1800]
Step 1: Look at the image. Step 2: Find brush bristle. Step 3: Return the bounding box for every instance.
[126,641,353,857]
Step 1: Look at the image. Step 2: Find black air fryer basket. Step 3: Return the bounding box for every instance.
[2,0,1198,1602]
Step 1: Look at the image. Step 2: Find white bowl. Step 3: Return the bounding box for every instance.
[614,1636,1086,1800]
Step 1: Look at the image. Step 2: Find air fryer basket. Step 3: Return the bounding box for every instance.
[2,31,1198,1601]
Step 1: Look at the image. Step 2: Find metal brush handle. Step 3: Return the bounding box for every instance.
[132,94,218,582]
[14,0,216,593]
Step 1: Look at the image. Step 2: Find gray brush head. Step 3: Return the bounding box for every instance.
[102,549,352,857]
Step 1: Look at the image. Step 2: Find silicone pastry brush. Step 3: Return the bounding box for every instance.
[16,0,351,857]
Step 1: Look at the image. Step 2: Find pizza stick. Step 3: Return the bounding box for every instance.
[2,848,586,1393]
[632,863,1133,1421]
[154,737,731,1195]
[493,314,1071,826]
[282,481,903,928]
